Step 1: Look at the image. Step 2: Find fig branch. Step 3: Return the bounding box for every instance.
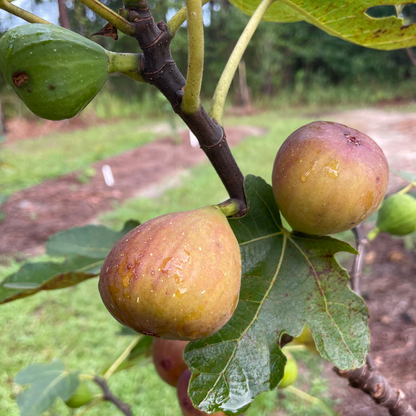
[93,376,135,416]
[0,0,52,24]
[120,0,246,213]
[333,226,416,416]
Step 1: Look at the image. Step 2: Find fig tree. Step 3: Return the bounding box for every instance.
[272,121,389,235]
[0,24,114,120]
[152,338,189,387]
[99,206,241,340]
[177,369,226,416]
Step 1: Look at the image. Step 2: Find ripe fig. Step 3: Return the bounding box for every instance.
[64,383,94,408]
[272,121,389,235]
[375,193,416,236]
[278,353,298,389]
[0,24,113,120]
[99,206,241,340]
[152,338,189,387]
[177,369,226,416]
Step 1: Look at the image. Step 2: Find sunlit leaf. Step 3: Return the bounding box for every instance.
[185,175,368,414]
[229,0,416,50]
[15,360,79,416]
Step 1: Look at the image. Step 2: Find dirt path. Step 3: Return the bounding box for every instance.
[0,125,264,256]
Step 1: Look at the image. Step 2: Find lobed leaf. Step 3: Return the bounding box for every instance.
[229,0,416,50]
[15,360,79,416]
[185,175,369,414]
[0,221,140,304]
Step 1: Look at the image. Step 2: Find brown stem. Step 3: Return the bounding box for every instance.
[335,366,416,416]
[120,2,246,214]
[333,226,416,416]
[93,376,134,416]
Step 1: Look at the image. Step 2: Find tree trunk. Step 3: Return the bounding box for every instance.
[57,0,71,30]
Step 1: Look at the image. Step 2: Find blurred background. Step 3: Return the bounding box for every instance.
[0,1,416,416]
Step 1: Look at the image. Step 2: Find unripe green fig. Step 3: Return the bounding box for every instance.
[278,353,298,389]
[375,193,416,236]
[0,24,112,120]
[152,338,189,387]
[177,369,226,416]
[292,325,318,353]
[272,121,389,235]
[99,206,241,340]
[64,383,94,408]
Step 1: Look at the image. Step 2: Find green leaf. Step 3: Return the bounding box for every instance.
[46,221,140,259]
[0,221,140,304]
[15,360,79,416]
[185,175,369,415]
[391,169,416,185]
[229,0,416,50]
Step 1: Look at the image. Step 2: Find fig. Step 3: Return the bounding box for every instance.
[152,338,189,387]
[64,383,94,408]
[292,325,318,353]
[0,24,113,120]
[98,206,241,340]
[177,369,226,416]
[375,193,416,236]
[272,121,389,235]
[278,353,298,389]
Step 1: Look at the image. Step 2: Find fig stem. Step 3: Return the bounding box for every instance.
[286,386,335,415]
[104,334,141,380]
[210,0,276,125]
[106,51,145,83]
[78,0,136,35]
[181,0,204,115]
[397,182,415,195]
[0,0,52,24]
[367,227,380,241]
[216,199,242,217]
[166,0,211,38]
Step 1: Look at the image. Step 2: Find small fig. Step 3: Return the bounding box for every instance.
[0,24,112,120]
[152,338,189,387]
[99,206,241,340]
[272,121,389,235]
[64,383,94,408]
[278,354,298,389]
[177,369,226,416]
[375,193,416,236]
[292,325,318,353]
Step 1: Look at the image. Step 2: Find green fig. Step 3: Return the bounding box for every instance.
[98,206,241,340]
[0,24,112,120]
[65,383,94,408]
[152,338,189,387]
[292,325,318,353]
[375,193,416,236]
[278,353,298,389]
[272,121,389,235]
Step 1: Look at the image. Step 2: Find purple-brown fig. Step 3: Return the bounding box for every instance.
[99,206,241,340]
[177,369,226,416]
[152,338,189,387]
[272,121,389,235]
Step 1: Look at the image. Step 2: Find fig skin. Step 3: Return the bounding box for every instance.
[99,206,241,340]
[272,121,389,235]
[152,338,189,387]
[177,369,226,416]
[278,354,298,389]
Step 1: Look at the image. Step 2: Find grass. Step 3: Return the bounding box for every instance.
[0,118,163,195]
[0,111,342,416]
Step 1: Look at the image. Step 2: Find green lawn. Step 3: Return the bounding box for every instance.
[0,112,337,416]
[0,119,163,195]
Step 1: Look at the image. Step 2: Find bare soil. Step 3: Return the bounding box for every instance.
[1,109,416,415]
